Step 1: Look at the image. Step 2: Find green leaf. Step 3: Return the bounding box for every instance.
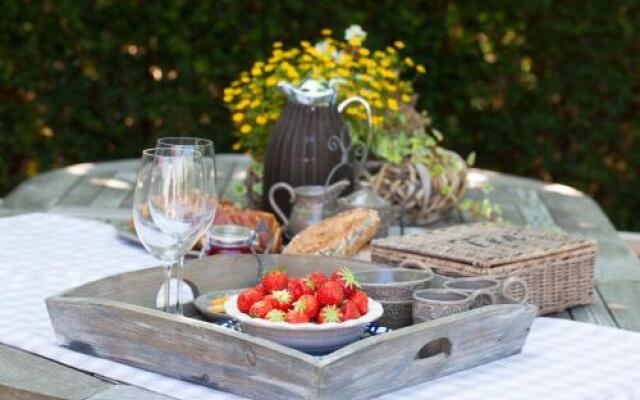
[466,151,476,166]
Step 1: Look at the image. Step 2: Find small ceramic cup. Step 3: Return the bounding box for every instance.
[412,288,494,322]
[444,276,529,305]
[355,267,435,301]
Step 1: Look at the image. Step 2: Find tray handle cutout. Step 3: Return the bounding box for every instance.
[414,337,452,365]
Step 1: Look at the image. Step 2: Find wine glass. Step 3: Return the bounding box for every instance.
[133,147,215,314]
[156,137,218,313]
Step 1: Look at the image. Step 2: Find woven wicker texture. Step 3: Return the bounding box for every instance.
[371,223,597,314]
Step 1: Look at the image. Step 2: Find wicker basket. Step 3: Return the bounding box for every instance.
[370,223,597,315]
[367,149,468,225]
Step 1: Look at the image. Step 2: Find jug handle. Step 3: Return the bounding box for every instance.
[337,95,373,166]
[268,182,295,227]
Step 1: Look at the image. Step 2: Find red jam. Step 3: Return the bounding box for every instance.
[205,224,253,256]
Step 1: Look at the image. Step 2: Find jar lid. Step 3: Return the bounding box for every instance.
[209,224,252,244]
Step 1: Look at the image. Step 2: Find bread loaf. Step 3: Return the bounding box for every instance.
[283,208,380,257]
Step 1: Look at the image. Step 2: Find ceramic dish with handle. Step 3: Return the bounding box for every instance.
[354,267,435,301]
[224,294,384,355]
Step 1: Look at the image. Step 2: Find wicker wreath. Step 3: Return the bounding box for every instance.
[367,149,467,225]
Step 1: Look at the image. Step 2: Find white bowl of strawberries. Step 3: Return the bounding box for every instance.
[224,267,383,355]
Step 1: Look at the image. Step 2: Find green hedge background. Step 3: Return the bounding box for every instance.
[1,1,638,229]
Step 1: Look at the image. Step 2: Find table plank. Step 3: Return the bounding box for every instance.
[90,171,135,209]
[0,344,110,400]
[87,386,176,400]
[57,175,105,207]
[569,287,617,327]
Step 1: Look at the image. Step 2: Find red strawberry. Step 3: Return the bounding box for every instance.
[237,288,263,313]
[331,267,361,297]
[350,291,369,315]
[300,278,316,295]
[271,289,293,311]
[261,270,289,294]
[316,280,344,306]
[265,309,286,322]
[307,271,328,289]
[318,305,343,323]
[293,294,319,320]
[249,299,273,318]
[262,294,276,307]
[342,300,362,320]
[255,282,266,296]
[287,278,307,301]
[287,279,301,301]
[285,310,310,323]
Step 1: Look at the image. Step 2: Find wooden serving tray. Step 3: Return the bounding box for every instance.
[46,255,536,400]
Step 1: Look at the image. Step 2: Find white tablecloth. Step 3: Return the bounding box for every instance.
[1,213,639,400]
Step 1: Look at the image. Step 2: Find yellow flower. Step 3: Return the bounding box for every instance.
[394,40,405,49]
[380,58,391,67]
[223,95,233,103]
[416,64,427,74]
[232,112,244,123]
[240,124,252,134]
[321,28,332,36]
[300,40,311,48]
[387,98,399,111]
[265,64,275,72]
[273,41,283,49]
[251,67,262,77]
[286,68,299,80]
[402,94,412,103]
[386,46,396,54]
[386,83,397,92]
[349,36,363,47]
[250,99,261,108]
[266,76,278,86]
[241,76,250,83]
[359,48,370,56]
[404,57,415,67]
[337,68,350,77]
[256,115,267,125]
[232,141,242,151]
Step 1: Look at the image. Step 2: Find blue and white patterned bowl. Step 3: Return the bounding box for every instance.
[224,294,384,355]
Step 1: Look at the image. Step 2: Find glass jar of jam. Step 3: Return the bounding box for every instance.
[205,224,254,256]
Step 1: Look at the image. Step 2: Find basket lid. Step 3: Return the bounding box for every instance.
[371,223,596,268]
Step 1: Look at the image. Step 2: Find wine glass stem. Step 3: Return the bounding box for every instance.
[163,261,173,313]
[176,254,185,315]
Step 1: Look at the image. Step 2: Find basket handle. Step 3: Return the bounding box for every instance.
[501,276,529,304]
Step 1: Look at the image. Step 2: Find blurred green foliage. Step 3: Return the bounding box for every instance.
[1,1,638,229]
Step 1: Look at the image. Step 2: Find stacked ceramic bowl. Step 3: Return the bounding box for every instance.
[354,268,434,329]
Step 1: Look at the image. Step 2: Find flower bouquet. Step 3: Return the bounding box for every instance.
[225,25,492,224]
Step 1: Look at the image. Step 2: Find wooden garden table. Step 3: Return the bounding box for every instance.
[1,154,639,399]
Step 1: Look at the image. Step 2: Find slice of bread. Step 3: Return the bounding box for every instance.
[283,208,381,257]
